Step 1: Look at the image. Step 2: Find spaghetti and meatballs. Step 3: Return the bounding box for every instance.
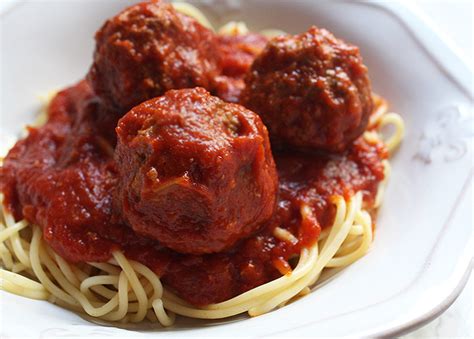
[0,0,404,326]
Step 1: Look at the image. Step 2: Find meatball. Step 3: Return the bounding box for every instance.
[115,88,278,254]
[87,0,220,114]
[241,26,373,152]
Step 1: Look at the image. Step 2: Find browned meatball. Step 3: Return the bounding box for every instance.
[115,88,278,254]
[87,0,220,114]
[241,26,373,152]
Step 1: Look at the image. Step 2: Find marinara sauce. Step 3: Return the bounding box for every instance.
[0,81,386,306]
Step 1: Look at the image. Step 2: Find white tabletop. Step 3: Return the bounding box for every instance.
[402,0,473,337]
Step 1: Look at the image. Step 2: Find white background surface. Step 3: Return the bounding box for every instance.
[404,0,473,337]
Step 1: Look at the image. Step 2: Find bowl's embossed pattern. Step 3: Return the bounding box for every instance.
[414,105,474,164]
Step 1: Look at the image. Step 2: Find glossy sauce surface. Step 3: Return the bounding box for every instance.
[0,81,386,305]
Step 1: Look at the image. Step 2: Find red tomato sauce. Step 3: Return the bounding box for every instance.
[213,33,269,103]
[0,81,386,306]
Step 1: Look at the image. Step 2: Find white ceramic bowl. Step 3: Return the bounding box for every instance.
[0,0,472,337]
